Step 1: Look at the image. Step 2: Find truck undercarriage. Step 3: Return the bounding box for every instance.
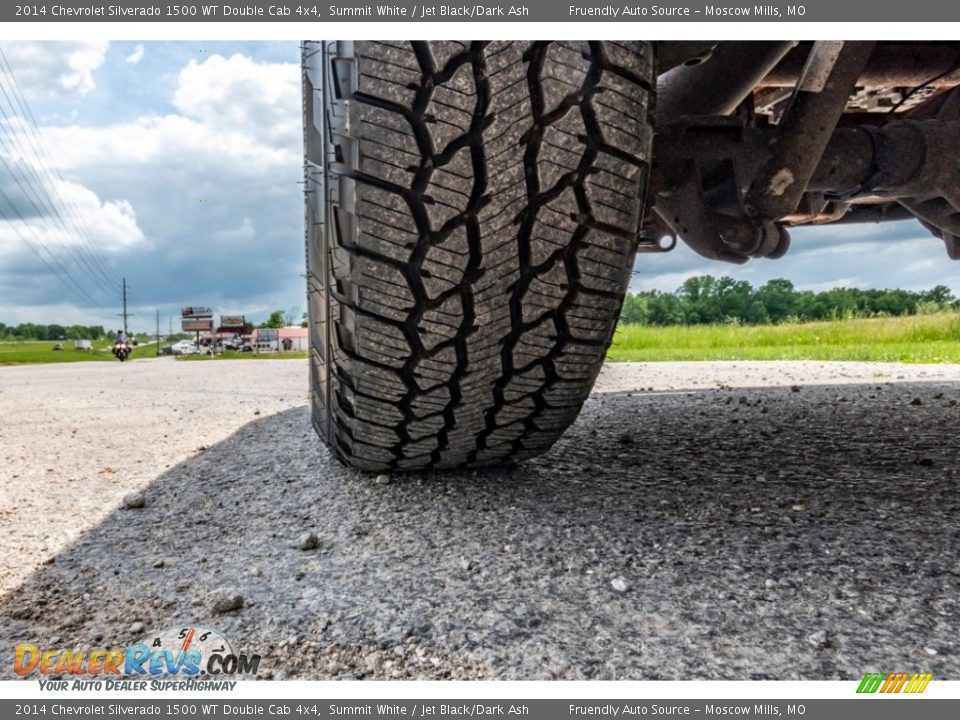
[649,41,960,263]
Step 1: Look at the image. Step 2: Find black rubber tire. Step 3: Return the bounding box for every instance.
[305,41,654,471]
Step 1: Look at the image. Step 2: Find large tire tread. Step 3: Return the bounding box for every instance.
[305,40,654,471]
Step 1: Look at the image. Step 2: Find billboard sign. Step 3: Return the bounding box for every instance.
[221,315,246,328]
[181,306,213,318]
[257,328,279,343]
[182,318,213,332]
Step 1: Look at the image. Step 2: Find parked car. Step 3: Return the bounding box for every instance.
[51,343,64,351]
[164,341,199,356]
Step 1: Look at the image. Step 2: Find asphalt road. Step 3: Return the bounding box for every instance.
[1,359,958,680]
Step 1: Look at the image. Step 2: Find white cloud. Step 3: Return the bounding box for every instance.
[124,45,145,65]
[0,178,147,263]
[0,44,304,327]
[36,53,301,176]
[173,53,301,145]
[1,41,108,99]
[40,113,298,173]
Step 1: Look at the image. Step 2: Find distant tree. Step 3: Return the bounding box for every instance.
[283,306,301,327]
[619,276,958,327]
[714,277,755,322]
[619,293,648,324]
[646,292,685,325]
[743,300,769,324]
[264,310,285,329]
[755,279,797,322]
[920,284,955,306]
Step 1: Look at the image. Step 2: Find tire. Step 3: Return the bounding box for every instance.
[304,41,654,471]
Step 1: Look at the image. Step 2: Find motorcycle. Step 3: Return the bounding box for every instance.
[113,342,131,362]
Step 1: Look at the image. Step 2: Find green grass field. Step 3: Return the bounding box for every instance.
[4,313,959,365]
[607,312,960,363]
[0,340,118,365]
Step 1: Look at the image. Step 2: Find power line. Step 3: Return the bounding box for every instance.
[0,186,109,310]
[0,48,125,310]
[0,47,124,291]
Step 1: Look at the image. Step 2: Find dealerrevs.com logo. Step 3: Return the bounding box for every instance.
[14,626,260,690]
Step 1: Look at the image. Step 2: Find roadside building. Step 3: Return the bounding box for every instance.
[250,326,308,352]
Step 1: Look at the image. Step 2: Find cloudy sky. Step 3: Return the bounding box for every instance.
[0,41,957,332]
[0,40,301,331]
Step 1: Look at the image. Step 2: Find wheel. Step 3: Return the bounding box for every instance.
[304,41,654,471]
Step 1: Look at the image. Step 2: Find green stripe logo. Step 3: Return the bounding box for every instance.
[857,673,886,693]
[857,672,932,694]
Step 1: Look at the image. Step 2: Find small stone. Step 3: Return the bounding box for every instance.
[50,635,62,645]
[152,559,165,568]
[807,630,829,649]
[122,491,145,509]
[610,577,630,592]
[327,661,342,675]
[375,474,391,486]
[207,587,244,613]
[364,652,384,673]
[924,647,938,656]
[738,396,748,404]
[915,457,935,467]
[792,504,806,512]
[764,578,777,589]
[297,532,320,551]
[617,434,633,446]
[458,557,471,571]
[129,622,145,634]
[910,398,923,406]
[790,385,801,393]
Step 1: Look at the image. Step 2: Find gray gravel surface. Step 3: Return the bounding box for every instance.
[1,358,958,680]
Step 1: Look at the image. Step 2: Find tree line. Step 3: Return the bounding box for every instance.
[0,323,108,341]
[620,276,958,326]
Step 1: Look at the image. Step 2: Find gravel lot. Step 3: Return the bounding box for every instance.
[1,358,959,680]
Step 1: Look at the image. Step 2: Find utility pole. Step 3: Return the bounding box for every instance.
[155,309,160,356]
[117,278,133,336]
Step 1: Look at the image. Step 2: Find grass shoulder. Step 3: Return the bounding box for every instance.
[0,340,118,365]
[607,312,960,363]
